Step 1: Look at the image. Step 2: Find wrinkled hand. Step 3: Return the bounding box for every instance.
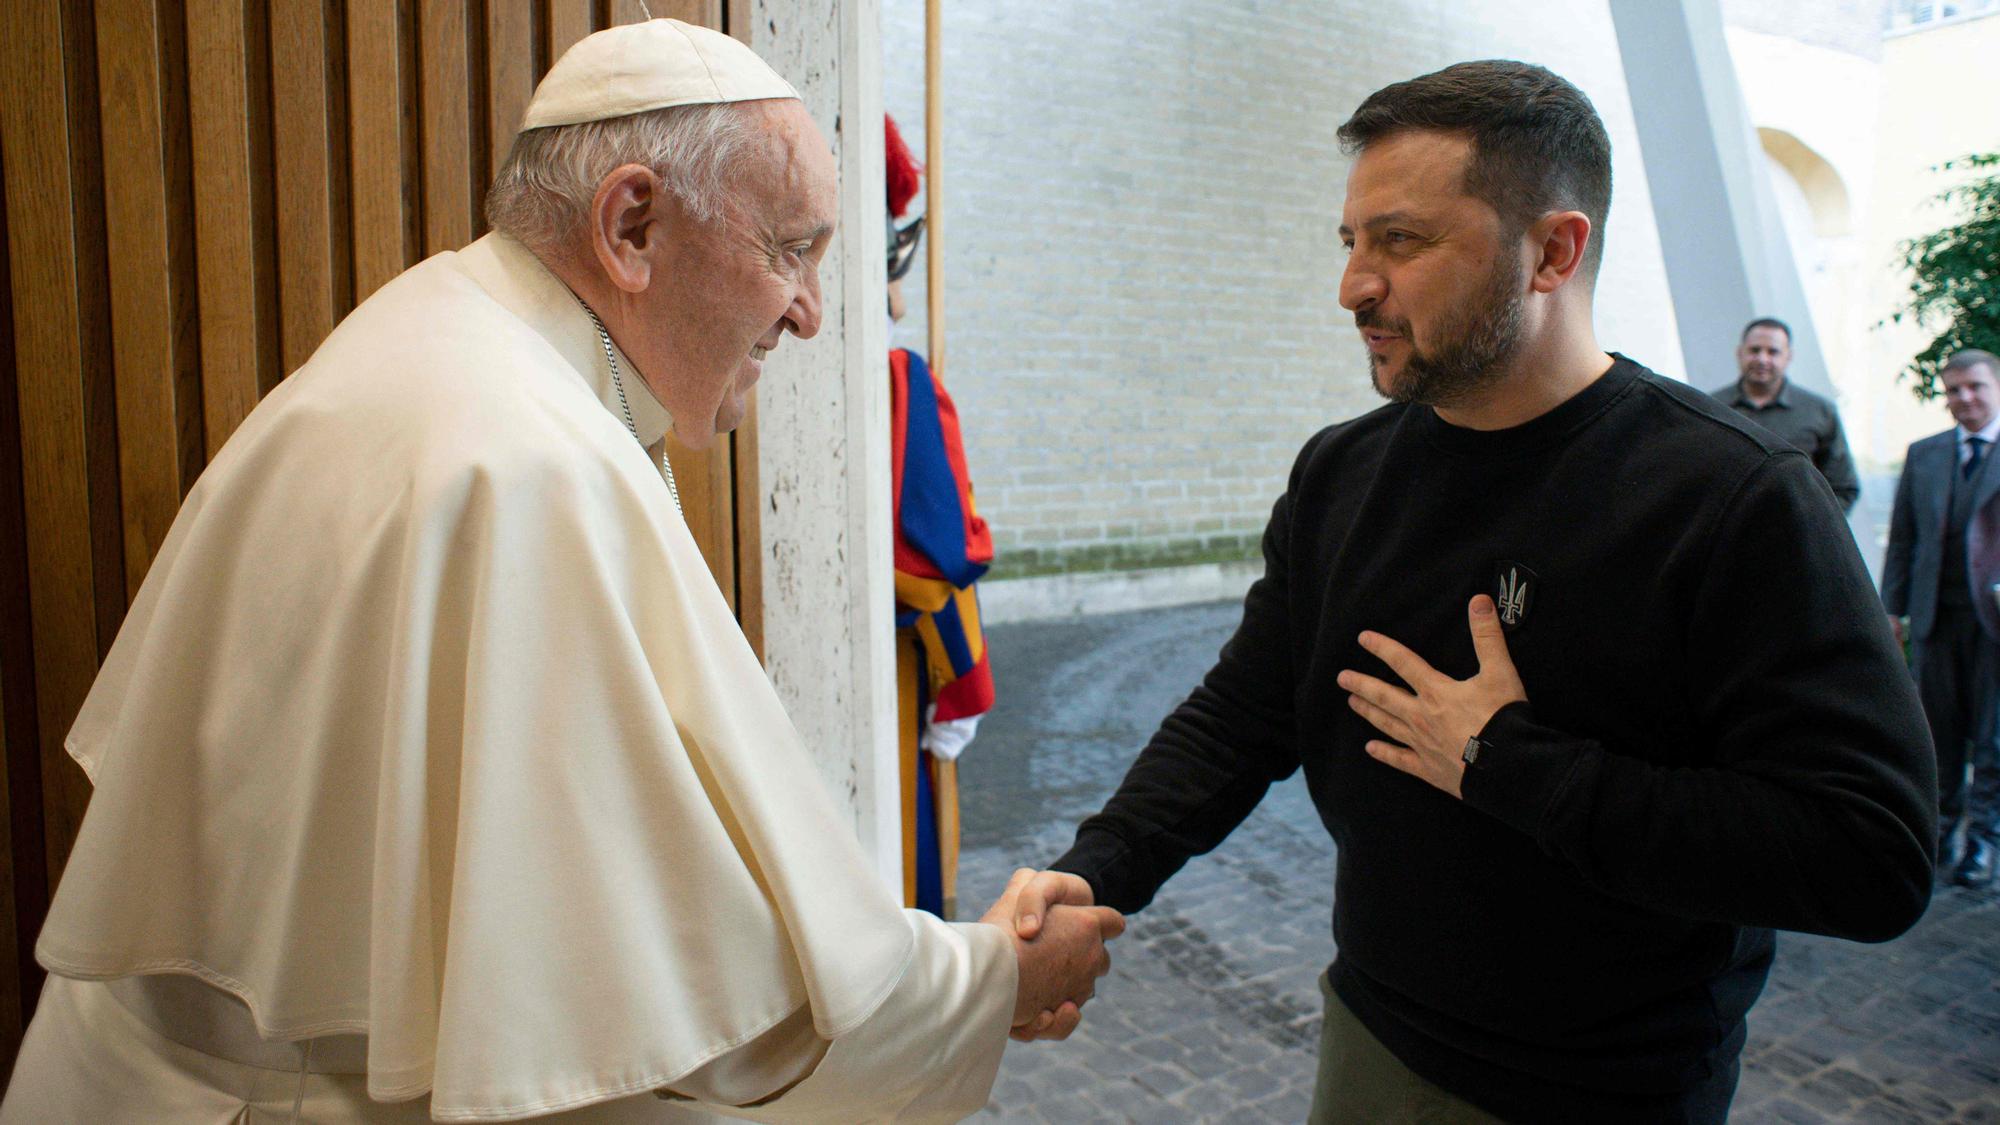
[980,868,1125,1042]
[1336,595,1527,799]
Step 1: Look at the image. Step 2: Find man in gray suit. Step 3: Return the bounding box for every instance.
[1885,349,2000,889]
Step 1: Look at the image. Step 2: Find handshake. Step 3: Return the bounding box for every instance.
[978,868,1127,1043]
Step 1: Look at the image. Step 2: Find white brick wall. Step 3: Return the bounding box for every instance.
[880,0,1683,575]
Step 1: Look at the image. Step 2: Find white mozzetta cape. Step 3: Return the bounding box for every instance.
[36,235,992,1120]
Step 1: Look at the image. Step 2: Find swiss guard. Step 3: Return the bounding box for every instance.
[887,112,995,918]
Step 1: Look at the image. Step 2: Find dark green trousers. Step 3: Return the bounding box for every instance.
[1309,972,1509,1125]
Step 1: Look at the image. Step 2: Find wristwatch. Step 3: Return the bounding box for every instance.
[1461,735,1488,767]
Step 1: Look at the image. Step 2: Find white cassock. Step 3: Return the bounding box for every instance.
[2,233,1014,1123]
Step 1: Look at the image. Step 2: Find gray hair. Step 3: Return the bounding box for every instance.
[484,100,772,255]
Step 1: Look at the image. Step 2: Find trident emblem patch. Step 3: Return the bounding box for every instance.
[1493,562,1537,631]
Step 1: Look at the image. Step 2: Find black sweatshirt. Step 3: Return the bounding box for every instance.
[1053,357,1936,1122]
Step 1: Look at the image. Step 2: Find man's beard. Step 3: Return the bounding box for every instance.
[1360,258,1527,407]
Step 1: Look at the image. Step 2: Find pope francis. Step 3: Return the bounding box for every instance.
[0,19,1120,1124]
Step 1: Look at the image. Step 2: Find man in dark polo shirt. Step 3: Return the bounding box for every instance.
[1030,61,1935,1123]
[1711,317,1861,513]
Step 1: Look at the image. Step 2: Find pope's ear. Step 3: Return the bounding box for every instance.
[588,163,659,294]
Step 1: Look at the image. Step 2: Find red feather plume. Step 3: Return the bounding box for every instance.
[885,113,923,218]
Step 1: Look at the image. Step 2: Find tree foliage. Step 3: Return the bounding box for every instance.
[1887,153,2000,400]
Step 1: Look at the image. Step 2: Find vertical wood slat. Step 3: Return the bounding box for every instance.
[486,4,534,175]
[615,0,721,25]
[732,405,763,661]
[665,434,737,612]
[187,0,279,455]
[0,128,40,1076]
[349,0,413,301]
[270,0,340,373]
[0,669,18,1066]
[323,0,356,316]
[2,0,120,891]
[606,0,651,24]
[62,0,127,686]
[97,0,203,599]
[546,0,594,59]
[722,0,760,659]
[421,0,476,254]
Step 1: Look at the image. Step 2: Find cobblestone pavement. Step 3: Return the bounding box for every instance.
[953,599,2000,1123]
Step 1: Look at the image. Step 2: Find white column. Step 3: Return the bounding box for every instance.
[748,0,900,890]
[1608,0,1831,393]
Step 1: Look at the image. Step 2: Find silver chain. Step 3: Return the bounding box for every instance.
[577,299,681,513]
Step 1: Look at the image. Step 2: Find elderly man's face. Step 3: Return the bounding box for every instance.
[1337,130,1528,407]
[634,100,837,447]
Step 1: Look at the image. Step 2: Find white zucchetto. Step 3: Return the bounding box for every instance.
[520,18,800,131]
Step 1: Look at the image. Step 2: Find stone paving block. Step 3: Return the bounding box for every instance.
[1844,1048,1933,1091]
[1081,1077,1168,1121]
[1816,972,1892,1011]
[1261,1086,1315,1122]
[1911,970,1982,1008]
[1750,989,1831,1036]
[1883,1059,1998,1109]
[1130,1062,1195,1101]
[1009,1062,1102,1115]
[1964,987,2000,1018]
[1791,1020,1890,1068]
[1793,1066,1885,1115]
[1213,1063,1282,1105]
[1851,1097,1933,1125]
[1963,942,2000,975]
[1127,1035,1188,1066]
[1930,958,1999,996]
[1880,1016,1964,1059]
[1873,1086,1961,1120]
[1169,1079,1244,1118]
[1175,1046,1236,1082]
[1747,1097,1843,1123]
[1943,1049,2000,1089]
[1863,988,1951,1025]
[1945,999,2000,1037]
[1756,1044,1822,1080]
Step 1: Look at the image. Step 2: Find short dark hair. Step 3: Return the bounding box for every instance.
[1337,60,1612,276]
[1741,317,1792,345]
[1943,349,1999,377]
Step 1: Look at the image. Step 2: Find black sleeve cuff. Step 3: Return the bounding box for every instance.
[1458,701,1588,845]
[1051,830,1152,914]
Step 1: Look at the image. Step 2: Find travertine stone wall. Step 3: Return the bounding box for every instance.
[752,0,901,882]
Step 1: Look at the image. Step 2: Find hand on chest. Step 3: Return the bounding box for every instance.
[1299,517,1692,772]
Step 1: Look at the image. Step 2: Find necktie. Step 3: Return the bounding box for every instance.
[1964,436,1988,480]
